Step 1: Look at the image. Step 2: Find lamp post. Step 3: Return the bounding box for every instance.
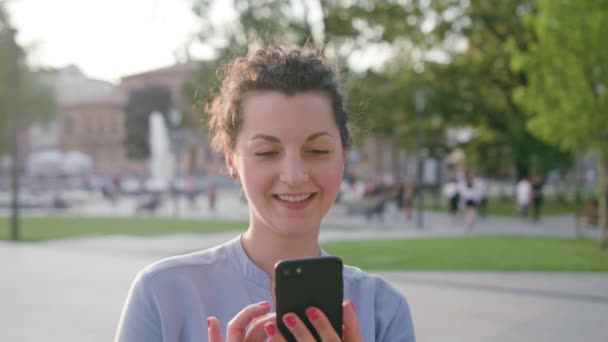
[3,24,22,241]
[414,90,426,229]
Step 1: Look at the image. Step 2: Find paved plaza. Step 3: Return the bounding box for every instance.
[1,190,607,341]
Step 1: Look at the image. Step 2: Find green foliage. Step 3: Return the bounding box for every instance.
[187,0,576,178]
[323,0,573,177]
[192,0,315,51]
[513,0,608,247]
[0,6,57,155]
[514,0,608,156]
[188,0,319,132]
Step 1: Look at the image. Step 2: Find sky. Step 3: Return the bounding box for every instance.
[5,0,226,83]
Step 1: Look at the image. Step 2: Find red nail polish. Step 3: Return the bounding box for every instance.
[306,307,320,321]
[348,300,355,310]
[265,324,276,336]
[207,317,211,328]
[284,314,297,327]
[257,301,270,307]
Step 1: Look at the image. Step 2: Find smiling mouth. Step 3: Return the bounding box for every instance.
[273,193,317,203]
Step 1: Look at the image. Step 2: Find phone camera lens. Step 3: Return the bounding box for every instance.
[283,269,291,276]
[295,267,302,274]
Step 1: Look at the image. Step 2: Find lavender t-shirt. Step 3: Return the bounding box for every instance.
[115,235,415,342]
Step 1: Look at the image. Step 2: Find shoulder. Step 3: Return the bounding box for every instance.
[343,264,408,305]
[342,265,415,341]
[135,241,237,288]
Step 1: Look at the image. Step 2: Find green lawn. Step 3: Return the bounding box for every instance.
[2,216,606,272]
[323,236,608,272]
[0,216,247,241]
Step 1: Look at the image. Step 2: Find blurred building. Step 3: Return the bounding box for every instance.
[117,62,223,177]
[59,95,126,175]
[118,62,197,108]
[39,62,223,177]
[28,65,115,153]
[36,65,115,106]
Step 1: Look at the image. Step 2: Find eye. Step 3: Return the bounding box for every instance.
[255,150,278,157]
[310,149,329,155]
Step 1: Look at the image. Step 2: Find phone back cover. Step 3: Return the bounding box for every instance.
[275,256,343,342]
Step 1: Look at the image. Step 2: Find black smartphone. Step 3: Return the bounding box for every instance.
[274,256,343,342]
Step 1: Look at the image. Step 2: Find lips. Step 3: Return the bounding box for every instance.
[273,193,317,203]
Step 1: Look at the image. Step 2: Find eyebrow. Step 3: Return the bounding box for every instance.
[250,131,334,143]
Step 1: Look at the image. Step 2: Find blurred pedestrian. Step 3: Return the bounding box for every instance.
[393,180,414,221]
[403,180,415,220]
[186,175,197,209]
[207,181,217,212]
[101,182,116,203]
[476,174,488,218]
[112,174,122,197]
[458,170,481,229]
[516,176,532,218]
[444,176,460,216]
[531,174,544,222]
[394,182,405,218]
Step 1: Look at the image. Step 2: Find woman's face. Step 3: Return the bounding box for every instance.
[227,91,345,238]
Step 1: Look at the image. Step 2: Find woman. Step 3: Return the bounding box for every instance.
[115,43,415,342]
[459,170,480,229]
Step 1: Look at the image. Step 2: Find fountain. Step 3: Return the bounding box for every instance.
[147,111,174,192]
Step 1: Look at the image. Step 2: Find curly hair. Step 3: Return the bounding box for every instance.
[206,43,351,152]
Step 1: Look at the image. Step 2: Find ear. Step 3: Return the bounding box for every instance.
[225,150,235,175]
[225,150,239,180]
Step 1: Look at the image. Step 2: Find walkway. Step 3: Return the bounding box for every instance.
[0,190,606,341]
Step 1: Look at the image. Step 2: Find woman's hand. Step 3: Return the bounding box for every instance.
[207,301,275,342]
[263,300,362,342]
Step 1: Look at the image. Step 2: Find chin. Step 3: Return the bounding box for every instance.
[271,218,321,238]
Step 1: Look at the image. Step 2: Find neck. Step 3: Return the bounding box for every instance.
[241,226,320,278]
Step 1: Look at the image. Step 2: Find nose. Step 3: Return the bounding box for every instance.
[279,153,310,186]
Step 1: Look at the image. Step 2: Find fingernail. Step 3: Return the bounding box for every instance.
[347,300,355,311]
[283,314,297,327]
[207,317,211,328]
[264,323,276,336]
[306,307,320,321]
[257,301,270,307]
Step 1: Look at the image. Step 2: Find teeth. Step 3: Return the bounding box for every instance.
[277,194,312,203]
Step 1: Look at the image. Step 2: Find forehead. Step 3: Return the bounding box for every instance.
[238,91,339,141]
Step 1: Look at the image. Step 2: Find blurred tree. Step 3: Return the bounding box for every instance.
[513,0,608,247]
[124,85,173,159]
[192,0,315,50]
[0,5,56,155]
[187,1,574,179]
[322,0,573,178]
[185,1,318,133]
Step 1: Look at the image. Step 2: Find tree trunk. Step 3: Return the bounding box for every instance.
[597,154,606,249]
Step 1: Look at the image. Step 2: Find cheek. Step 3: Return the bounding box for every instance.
[316,160,344,192]
[239,163,273,193]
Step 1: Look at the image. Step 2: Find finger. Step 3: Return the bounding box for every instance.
[305,307,341,341]
[282,313,316,341]
[264,321,287,342]
[342,300,362,342]
[226,301,271,341]
[243,313,276,341]
[207,316,222,342]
